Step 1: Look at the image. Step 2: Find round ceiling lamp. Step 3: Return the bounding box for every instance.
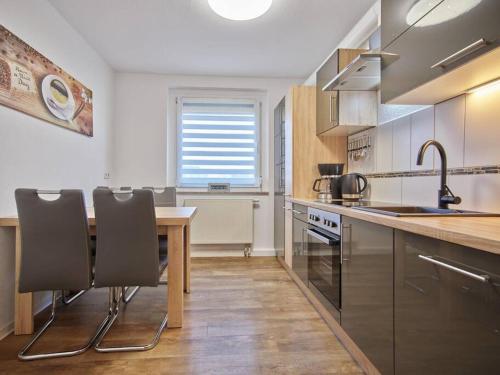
[208,0,273,21]
[406,0,482,27]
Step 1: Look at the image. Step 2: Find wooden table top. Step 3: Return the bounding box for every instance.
[0,206,197,227]
[290,198,500,256]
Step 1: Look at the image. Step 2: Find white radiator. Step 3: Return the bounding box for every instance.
[183,199,254,245]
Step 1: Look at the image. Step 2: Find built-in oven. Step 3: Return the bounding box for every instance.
[307,207,341,321]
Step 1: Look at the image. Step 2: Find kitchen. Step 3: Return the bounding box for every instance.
[0,0,499,374]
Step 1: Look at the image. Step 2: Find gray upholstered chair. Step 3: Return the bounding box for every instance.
[143,187,176,256]
[92,188,168,352]
[142,187,176,207]
[15,189,107,361]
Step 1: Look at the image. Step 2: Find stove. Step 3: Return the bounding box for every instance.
[315,199,394,208]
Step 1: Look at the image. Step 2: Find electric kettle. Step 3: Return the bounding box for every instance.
[341,173,368,200]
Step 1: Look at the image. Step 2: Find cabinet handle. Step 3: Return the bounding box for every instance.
[292,209,306,215]
[341,224,352,263]
[418,255,490,283]
[430,38,488,69]
[302,227,307,255]
[329,94,333,123]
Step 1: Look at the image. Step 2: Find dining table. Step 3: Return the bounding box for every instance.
[0,206,197,335]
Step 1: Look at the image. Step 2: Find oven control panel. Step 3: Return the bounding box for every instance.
[307,207,341,235]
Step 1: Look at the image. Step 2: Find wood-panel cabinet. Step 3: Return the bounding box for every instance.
[281,86,346,266]
[287,86,346,200]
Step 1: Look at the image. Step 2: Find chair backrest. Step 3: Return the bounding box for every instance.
[142,187,176,207]
[93,188,159,288]
[15,189,92,293]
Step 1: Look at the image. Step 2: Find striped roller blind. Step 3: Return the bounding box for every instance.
[178,97,260,187]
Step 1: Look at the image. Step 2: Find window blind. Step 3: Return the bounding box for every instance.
[178,97,260,187]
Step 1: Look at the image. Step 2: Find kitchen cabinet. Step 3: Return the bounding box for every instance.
[292,204,308,285]
[274,98,286,260]
[381,0,443,49]
[279,86,346,266]
[381,0,500,104]
[341,217,394,375]
[316,49,377,136]
[394,230,500,375]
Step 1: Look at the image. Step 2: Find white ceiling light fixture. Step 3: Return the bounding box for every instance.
[406,0,482,27]
[208,0,273,21]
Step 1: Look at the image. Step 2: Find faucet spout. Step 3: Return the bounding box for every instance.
[416,140,461,209]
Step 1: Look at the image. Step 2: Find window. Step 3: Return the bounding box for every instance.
[177,96,261,188]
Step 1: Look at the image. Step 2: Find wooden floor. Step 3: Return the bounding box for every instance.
[0,257,362,375]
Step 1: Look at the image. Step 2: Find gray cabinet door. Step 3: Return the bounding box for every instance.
[341,217,394,375]
[394,230,500,375]
[274,98,286,259]
[382,0,500,103]
[316,51,339,135]
[292,209,308,285]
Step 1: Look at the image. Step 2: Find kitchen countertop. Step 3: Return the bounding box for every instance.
[289,198,500,256]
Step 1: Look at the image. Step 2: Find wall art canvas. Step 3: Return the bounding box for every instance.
[0,25,93,136]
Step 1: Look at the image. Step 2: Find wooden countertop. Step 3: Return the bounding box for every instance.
[289,198,500,256]
[0,206,198,227]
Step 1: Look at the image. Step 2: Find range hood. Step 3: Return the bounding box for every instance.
[322,50,398,92]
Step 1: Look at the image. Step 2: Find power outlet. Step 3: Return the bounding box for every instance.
[104,172,111,180]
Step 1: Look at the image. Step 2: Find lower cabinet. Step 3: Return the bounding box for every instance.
[394,230,500,375]
[341,217,394,375]
[292,204,308,285]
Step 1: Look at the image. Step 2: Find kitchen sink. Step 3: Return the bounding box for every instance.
[352,206,500,217]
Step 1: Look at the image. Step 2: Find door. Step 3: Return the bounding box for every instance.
[316,51,339,135]
[292,205,308,285]
[341,217,394,375]
[382,0,500,103]
[394,230,500,375]
[274,98,286,259]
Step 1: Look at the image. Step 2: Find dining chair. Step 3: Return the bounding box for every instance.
[92,188,168,352]
[14,189,107,361]
[143,187,176,256]
[142,187,176,207]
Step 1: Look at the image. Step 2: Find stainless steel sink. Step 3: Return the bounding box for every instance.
[352,206,500,217]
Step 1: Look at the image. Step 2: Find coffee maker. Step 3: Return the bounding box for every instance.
[312,163,344,202]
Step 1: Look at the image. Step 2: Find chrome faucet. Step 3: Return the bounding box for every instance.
[416,140,461,209]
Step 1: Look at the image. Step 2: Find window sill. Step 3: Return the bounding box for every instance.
[176,188,269,195]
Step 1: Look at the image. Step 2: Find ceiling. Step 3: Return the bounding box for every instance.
[49,0,375,78]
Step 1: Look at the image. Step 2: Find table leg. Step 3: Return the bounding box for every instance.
[14,226,33,335]
[184,225,191,293]
[167,225,184,328]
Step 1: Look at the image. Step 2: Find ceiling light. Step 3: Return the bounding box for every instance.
[466,77,500,95]
[406,0,482,27]
[208,0,272,21]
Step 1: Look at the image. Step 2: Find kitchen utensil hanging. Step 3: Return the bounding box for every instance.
[348,134,371,161]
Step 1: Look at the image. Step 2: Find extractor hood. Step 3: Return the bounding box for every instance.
[322,50,398,92]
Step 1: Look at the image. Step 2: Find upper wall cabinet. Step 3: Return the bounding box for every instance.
[316,49,378,136]
[381,0,444,49]
[381,0,500,104]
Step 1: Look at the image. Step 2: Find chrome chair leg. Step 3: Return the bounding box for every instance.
[61,289,87,305]
[121,286,140,303]
[94,287,168,353]
[18,291,110,361]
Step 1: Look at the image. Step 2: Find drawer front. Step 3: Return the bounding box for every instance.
[395,230,500,375]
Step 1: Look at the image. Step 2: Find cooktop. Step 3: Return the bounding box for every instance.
[314,199,399,208]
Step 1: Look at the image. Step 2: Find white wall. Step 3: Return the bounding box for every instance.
[0,0,115,338]
[350,87,500,213]
[112,73,301,255]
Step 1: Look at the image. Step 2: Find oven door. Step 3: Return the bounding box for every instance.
[307,226,341,311]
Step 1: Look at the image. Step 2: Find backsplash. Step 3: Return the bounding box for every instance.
[348,86,500,213]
